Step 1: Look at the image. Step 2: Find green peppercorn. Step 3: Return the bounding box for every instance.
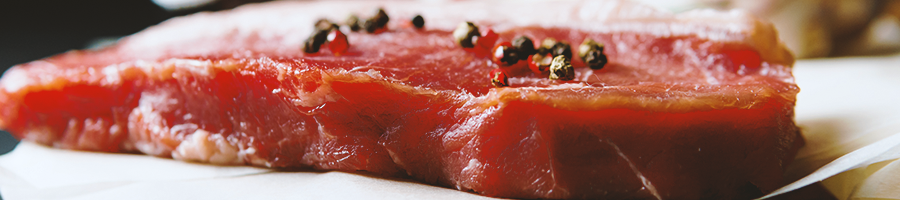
[549,55,574,80]
[453,22,480,48]
[512,36,536,59]
[412,15,424,29]
[346,14,361,32]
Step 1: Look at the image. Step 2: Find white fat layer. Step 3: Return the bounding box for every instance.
[22,126,55,145]
[128,91,179,156]
[238,143,268,167]
[456,159,483,190]
[172,129,242,165]
[127,89,257,165]
[0,68,31,93]
[289,71,341,108]
[101,65,123,85]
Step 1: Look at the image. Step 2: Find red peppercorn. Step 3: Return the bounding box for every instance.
[492,42,519,66]
[327,29,349,56]
[476,28,499,50]
[489,68,509,87]
[528,53,553,75]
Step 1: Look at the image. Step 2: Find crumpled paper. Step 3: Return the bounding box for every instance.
[2,54,899,200]
[763,54,900,199]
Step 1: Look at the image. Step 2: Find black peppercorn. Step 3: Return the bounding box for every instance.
[550,42,573,59]
[315,19,338,31]
[512,36,536,59]
[363,20,378,33]
[374,8,389,27]
[583,50,608,70]
[579,38,608,70]
[346,14,361,32]
[363,8,390,33]
[492,43,519,66]
[549,55,574,80]
[412,15,424,29]
[453,22,480,48]
[304,29,330,53]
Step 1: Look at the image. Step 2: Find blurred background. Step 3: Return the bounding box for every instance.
[0,0,898,157]
[635,0,900,58]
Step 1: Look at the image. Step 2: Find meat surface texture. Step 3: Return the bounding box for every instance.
[0,1,801,199]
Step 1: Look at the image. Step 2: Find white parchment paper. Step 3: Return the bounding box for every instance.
[0,142,499,200]
[763,54,900,199]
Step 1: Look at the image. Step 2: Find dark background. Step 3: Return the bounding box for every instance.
[0,1,261,198]
[0,0,269,155]
[0,0,170,155]
[0,2,168,198]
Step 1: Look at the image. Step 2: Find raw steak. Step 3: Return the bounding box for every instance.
[0,1,801,199]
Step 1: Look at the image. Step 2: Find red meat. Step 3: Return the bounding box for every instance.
[0,1,801,199]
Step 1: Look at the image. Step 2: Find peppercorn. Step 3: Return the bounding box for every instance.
[550,42,573,59]
[476,28,499,50]
[363,20,378,33]
[374,8,389,27]
[412,15,425,29]
[579,38,608,70]
[346,14,361,32]
[490,68,509,87]
[453,22,480,48]
[304,28,330,54]
[315,19,338,31]
[578,39,598,59]
[549,55,574,80]
[363,8,390,33]
[528,53,552,75]
[492,42,519,66]
[583,50,608,70]
[541,38,557,49]
[536,37,556,55]
[327,29,349,56]
[512,36,536,59]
